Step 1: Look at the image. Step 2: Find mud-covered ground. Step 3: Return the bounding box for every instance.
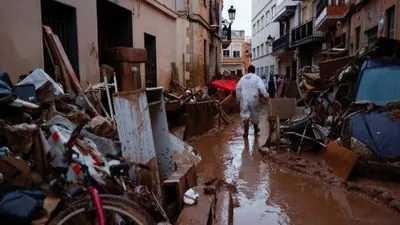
[259,147,400,213]
[191,114,400,225]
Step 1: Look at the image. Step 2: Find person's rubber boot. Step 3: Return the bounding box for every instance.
[254,124,260,136]
[243,120,249,138]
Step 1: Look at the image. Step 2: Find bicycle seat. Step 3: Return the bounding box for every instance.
[109,163,130,177]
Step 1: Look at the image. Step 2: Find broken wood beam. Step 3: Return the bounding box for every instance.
[104,47,147,63]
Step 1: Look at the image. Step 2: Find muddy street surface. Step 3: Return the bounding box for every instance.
[192,115,400,225]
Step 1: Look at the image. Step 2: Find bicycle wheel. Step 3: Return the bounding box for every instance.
[49,194,157,225]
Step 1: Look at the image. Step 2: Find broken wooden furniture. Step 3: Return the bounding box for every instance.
[265,98,297,150]
[104,47,147,91]
[163,164,197,219]
[182,100,216,140]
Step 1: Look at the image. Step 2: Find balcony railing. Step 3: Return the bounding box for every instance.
[291,18,324,46]
[316,0,347,18]
[272,34,289,52]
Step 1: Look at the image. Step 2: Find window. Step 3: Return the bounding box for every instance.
[257,46,260,58]
[260,67,264,76]
[261,16,265,28]
[257,20,260,32]
[256,68,260,75]
[270,65,275,74]
[266,42,270,54]
[265,66,269,75]
[233,50,240,58]
[271,5,276,18]
[356,66,400,105]
[252,24,256,35]
[355,26,360,50]
[223,50,230,58]
[386,6,395,39]
[261,44,265,56]
[266,11,270,25]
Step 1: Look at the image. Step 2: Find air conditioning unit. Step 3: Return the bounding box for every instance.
[321,42,331,51]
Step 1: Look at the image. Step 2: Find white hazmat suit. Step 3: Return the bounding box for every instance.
[236,73,269,125]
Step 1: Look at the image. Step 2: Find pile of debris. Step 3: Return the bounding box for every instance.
[263,38,400,183]
[165,73,235,140]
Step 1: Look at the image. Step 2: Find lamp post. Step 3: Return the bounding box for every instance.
[222,6,236,40]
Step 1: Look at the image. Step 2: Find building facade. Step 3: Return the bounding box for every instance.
[221,30,251,75]
[0,0,225,89]
[251,0,279,77]
[176,0,224,88]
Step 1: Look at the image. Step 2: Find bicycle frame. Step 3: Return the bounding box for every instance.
[65,124,107,225]
[88,186,105,225]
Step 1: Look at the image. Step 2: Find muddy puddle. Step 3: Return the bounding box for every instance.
[192,116,400,225]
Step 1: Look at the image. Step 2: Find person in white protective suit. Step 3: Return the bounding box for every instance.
[236,65,269,138]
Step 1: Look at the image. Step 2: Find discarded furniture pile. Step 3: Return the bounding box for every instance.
[264,38,400,183]
[0,26,232,225]
[164,72,237,140]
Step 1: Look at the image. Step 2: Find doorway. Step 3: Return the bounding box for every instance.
[97,0,133,65]
[41,0,79,78]
[145,33,157,87]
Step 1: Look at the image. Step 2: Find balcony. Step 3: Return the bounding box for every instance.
[272,34,289,55]
[315,0,349,31]
[272,3,296,22]
[291,18,324,47]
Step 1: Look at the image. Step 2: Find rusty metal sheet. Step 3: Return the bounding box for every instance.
[324,141,359,182]
[169,133,202,167]
[147,87,174,181]
[113,90,161,199]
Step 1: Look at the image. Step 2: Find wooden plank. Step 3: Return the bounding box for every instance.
[324,141,359,182]
[214,191,233,225]
[42,26,73,94]
[43,26,82,93]
[104,47,147,63]
[176,186,214,225]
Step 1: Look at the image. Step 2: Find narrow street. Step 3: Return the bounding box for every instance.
[192,115,400,225]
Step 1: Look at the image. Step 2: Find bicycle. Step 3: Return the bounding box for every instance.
[47,124,159,225]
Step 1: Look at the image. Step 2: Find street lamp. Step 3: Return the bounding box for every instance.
[228,6,236,21]
[222,5,236,40]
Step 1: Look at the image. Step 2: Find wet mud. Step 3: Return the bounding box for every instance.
[192,115,400,225]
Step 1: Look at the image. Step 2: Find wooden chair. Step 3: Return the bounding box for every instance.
[264,98,297,150]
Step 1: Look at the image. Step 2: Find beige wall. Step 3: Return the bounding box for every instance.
[0,0,103,86]
[176,18,191,85]
[132,0,178,89]
[0,0,43,83]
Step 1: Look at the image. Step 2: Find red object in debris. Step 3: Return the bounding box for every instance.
[73,163,81,174]
[210,80,238,92]
[52,131,60,142]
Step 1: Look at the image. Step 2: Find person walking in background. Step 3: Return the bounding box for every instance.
[267,72,276,98]
[236,65,269,138]
[262,75,269,93]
